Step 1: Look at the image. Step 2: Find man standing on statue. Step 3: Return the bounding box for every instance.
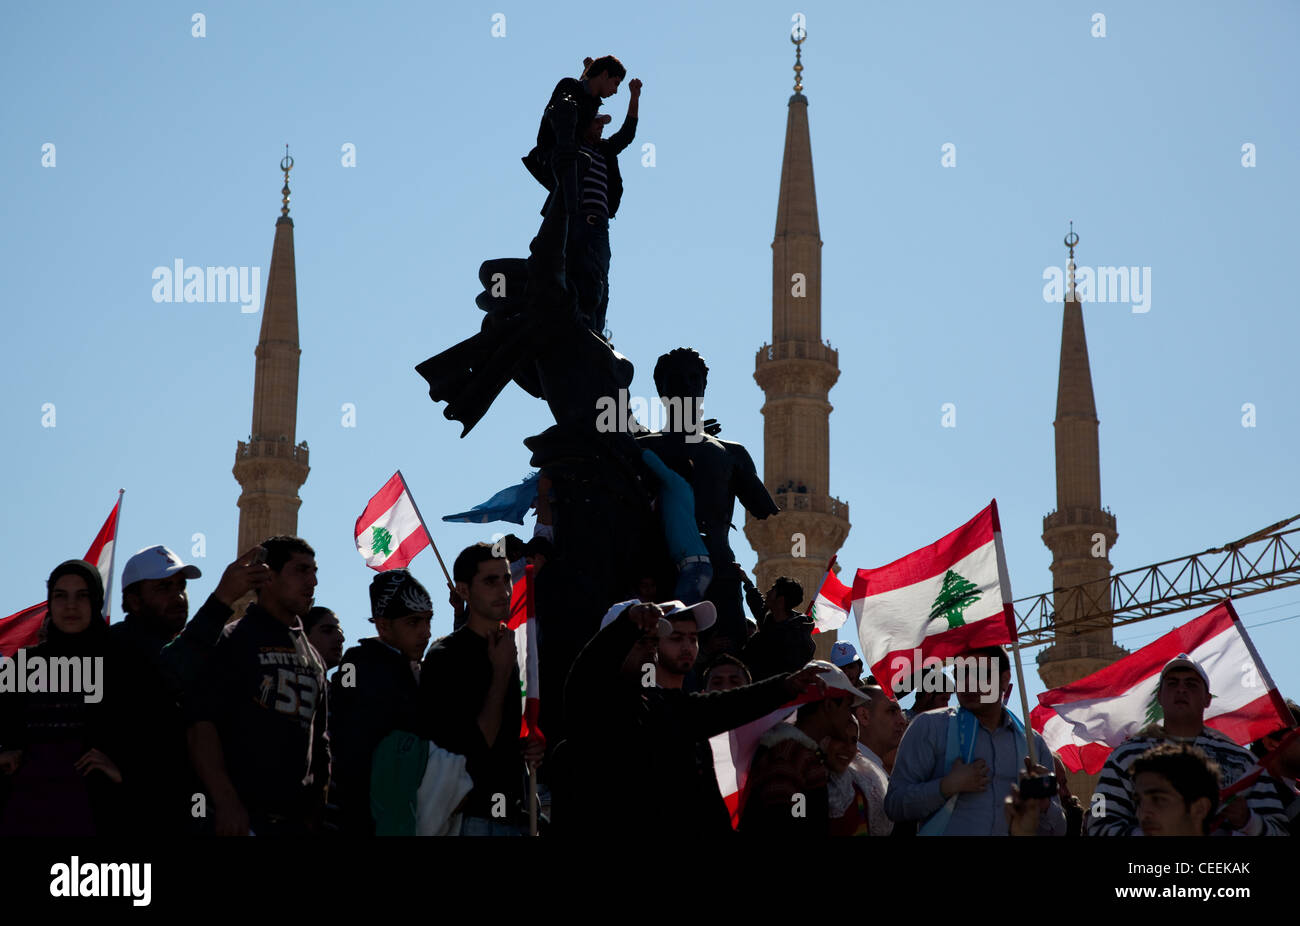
[523,55,626,218]
[523,56,639,335]
[566,77,640,335]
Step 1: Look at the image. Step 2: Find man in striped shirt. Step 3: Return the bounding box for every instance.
[1088,653,1290,836]
[566,76,640,336]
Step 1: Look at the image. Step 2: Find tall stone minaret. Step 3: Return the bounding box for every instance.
[233,149,310,553]
[1039,226,1125,691]
[744,33,850,658]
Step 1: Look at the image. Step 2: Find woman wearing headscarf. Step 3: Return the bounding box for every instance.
[0,559,125,835]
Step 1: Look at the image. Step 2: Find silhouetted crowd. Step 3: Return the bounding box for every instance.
[1,535,1296,837]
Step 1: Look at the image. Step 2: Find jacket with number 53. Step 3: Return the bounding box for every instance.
[187,602,329,820]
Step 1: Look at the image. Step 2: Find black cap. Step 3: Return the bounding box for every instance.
[369,569,433,622]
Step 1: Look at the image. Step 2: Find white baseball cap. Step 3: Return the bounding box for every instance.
[598,598,718,635]
[657,599,717,634]
[122,545,202,589]
[804,659,869,706]
[1159,653,1211,693]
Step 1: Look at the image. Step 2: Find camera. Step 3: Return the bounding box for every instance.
[1019,772,1058,800]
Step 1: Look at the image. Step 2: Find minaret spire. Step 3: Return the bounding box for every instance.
[1040,225,1125,691]
[233,151,310,555]
[746,30,850,658]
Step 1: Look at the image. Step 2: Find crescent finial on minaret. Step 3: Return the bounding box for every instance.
[1065,220,1079,301]
[280,144,294,217]
[791,26,805,93]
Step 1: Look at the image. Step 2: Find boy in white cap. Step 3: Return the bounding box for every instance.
[556,599,829,836]
[653,597,716,690]
[1089,653,1290,836]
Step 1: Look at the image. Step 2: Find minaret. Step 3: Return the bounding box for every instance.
[744,32,850,658]
[233,148,310,552]
[1039,225,1126,690]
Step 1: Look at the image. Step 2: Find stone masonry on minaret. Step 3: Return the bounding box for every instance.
[233,151,310,553]
[743,36,850,659]
[1039,227,1126,692]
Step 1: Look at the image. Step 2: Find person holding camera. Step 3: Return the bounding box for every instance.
[885,645,1065,836]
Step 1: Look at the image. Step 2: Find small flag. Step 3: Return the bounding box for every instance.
[354,472,431,571]
[807,556,852,634]
[0,493,123,656]
[442,472,540,526]
[1031,600,1292,774]
[507,563,543,744]
[712,706,795,827]
[710,663,864,828]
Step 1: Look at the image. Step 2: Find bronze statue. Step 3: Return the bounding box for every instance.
[635,348,779,655]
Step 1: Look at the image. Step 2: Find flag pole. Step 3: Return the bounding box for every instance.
[524,562,539,836]
[101,489,124,621]
[396,470,454,591]
[1010,638,1036,768]
[528,768,538,837]
[991,499,1036,770]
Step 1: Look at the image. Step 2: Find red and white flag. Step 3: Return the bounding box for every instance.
[807,555,852,635]
[354,471,430,571]
[0,491,123,656]
[851,500,1016,691]
[710,664,865,828]
[1031,600,1292,774]
[712,705,796,827]
[507,564,543,743]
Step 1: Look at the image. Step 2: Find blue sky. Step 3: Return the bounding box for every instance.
[3,1,1298,712]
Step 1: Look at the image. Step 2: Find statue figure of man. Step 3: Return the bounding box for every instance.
[636,348,779,655]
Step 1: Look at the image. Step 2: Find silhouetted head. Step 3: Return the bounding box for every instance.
[653,348,709,402]
[582,55,626,97]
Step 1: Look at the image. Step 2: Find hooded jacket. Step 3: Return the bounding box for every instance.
[741,609,816,682]
[329,637,423,835]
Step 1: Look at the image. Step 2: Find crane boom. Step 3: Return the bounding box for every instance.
[1014,517,1300,647]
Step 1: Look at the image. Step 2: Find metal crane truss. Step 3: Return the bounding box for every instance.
[1013,520,1300,648]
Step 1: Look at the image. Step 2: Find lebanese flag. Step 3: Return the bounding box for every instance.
[807,555,852,635]
[710,666,863,828]
[712,705,796,827]
[507,564,543,744]
[851,500,1016,692]
[0,492,123,656]
[354,471,430,571]
[1031,599,1292,774]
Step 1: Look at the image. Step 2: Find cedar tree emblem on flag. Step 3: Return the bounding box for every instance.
[929,569,982,630]
[1144,685,1164,726]
[371,526,394,558]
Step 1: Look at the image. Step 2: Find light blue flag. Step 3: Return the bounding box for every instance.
[441,471,540,525]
